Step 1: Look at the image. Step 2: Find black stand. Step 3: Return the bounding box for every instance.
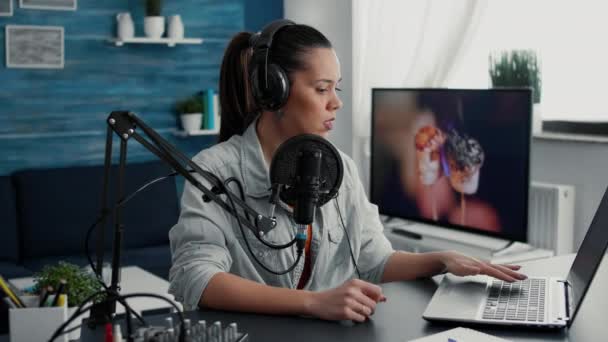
[88,111,279,326]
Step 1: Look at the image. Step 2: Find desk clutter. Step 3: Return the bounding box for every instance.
[8,295,69,342]
[1,275,72,341]
[111,317,248,342]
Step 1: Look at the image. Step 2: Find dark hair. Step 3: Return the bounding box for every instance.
[218,24,332,143]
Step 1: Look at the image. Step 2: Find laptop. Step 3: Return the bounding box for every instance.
[423,186,608,329]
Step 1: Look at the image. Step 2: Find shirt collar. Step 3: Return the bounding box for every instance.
[240,117,272,198]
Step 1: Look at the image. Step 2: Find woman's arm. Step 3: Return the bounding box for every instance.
[381,250,527,283]
[201,272,312,315]
[201,273,386,322]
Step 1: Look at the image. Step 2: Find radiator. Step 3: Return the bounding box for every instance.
[528,181,575,255]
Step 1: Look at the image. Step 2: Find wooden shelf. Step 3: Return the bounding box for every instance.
[110,37,203,47]
[171,128,219,137]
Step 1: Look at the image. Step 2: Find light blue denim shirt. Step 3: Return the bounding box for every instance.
[168,119,394,310]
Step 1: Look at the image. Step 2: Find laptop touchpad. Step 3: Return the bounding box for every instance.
[424,275,487,320]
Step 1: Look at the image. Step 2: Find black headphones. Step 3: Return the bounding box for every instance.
[249,19,295,112]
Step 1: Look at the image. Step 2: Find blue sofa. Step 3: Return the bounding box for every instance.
[0,161,180,280]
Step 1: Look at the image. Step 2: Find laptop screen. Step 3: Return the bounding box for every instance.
[567,186,608,323]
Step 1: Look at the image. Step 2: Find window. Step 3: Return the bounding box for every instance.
[446,1,608,122]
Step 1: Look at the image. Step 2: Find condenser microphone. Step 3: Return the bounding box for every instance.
[293,148,322,225]
[270,134,343,253]
[270,134,344,225]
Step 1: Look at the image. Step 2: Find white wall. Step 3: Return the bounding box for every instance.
[284,0,353,156]
[531,137,608,250]
[284,1,605,252]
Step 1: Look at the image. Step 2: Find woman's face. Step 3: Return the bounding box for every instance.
[279,48,343,139]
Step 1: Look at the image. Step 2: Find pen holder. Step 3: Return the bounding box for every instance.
[9,296,68,342]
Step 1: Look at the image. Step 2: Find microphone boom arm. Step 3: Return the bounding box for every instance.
[93,111,278,322]
[109,111,277,235]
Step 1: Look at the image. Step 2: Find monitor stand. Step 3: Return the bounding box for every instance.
[381,215,553,263]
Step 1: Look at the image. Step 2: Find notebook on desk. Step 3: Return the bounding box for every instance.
[423,185,608,329]
[409,327,511,342]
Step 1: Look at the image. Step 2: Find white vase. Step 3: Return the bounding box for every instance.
[144,16,165,39]
[116,12,134,40]
[180,113,202,133]
[167,15,184,39]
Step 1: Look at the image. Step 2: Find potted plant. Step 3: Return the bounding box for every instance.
[33,262,104,339]
[144,0,164,39]
[489,49,542,132]
[175,95,204,133]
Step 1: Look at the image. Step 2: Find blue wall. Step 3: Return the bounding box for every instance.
[244,0,283,32]
[0,0,282,176]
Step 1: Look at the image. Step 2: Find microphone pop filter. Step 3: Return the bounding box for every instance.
[270,134,343,207]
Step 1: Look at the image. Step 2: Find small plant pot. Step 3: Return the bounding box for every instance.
[144,16,165,39]
[180,113,202,133]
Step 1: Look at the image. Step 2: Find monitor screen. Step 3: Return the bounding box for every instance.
[370,88,531,242]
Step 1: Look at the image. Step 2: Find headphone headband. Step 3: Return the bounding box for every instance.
[249,19,296,112]
[250,19,295,50]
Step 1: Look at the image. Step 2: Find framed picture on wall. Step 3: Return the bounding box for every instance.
[19,0,76,11]
[5,25,64,69]
[0,0,13,16]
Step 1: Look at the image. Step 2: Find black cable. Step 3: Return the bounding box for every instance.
[83,172,183,328]
[49,290,107,342]
[50,292,185,342]
[52,324,82,338]
[223,177,252,223]
[224,181,302,275]
[85,212,109,276]
[224,177,297,250]
[334,195,361,279]
[85,172,181,280]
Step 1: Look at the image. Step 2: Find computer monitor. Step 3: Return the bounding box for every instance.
[370,88,531,242]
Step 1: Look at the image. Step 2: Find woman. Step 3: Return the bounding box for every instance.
[168,20,526,322]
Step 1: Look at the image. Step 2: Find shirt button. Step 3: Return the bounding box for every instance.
[258,252,263,258]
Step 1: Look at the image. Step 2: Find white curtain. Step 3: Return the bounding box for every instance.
[352,0,487,192]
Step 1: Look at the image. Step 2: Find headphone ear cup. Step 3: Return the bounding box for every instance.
[251,63,290,112]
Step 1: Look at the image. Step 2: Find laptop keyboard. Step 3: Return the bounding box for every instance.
[482,279,546,322]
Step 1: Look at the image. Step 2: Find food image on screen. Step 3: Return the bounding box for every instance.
[370,89,531,242]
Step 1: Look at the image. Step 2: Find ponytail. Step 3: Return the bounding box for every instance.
[218,32,258,143]
[218,24,332,143]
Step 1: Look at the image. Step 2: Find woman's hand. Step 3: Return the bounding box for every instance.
[306,279,387,322]
[439,251,527,282]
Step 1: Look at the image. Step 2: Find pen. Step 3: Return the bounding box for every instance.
[40,285,53,307]
[0,275,25,308]
[38,286,48,307]
[52,279,67,307]
[56,294,67,308]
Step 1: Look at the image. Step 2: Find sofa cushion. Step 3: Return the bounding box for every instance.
[122,245,172,279]
[23,245,171,280]
[0,176,19,262]
[14,161,179,259]
[22,255,90,275]
[0,262,32,278]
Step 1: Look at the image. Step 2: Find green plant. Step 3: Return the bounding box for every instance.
[175,95,203,115]
[145,0,162,16]
[33,262,103,307]
[489,49,541,103]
